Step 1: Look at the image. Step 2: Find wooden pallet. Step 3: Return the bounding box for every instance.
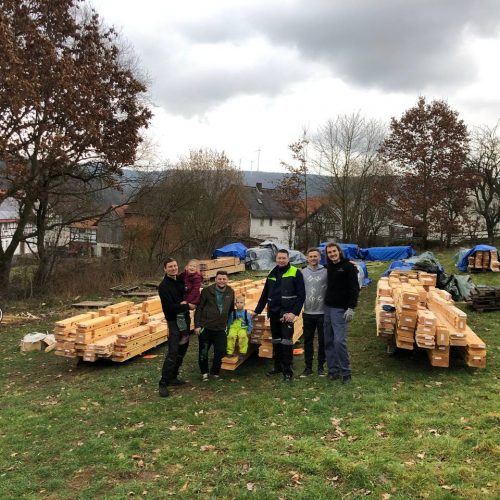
[221,343,258,370]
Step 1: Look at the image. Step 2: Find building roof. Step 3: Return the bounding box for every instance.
[70,219,98,229]
[110,204,129,219]
[239,185,294,220]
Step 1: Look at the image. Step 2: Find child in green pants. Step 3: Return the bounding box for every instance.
[227,296,253,356]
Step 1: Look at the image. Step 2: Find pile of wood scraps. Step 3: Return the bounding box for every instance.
[467,286,500,312]
[54,297,168,362]
[467,249,500,272]
[375,270,486,368]
[199,256,246,280]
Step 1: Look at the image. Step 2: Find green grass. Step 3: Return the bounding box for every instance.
[1,250,499,499]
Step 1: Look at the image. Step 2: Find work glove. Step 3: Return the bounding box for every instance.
[344,308,355,323]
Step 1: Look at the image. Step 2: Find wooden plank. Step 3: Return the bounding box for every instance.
[71,301,112,309]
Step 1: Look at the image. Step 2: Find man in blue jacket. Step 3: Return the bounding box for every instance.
[253,249,305,381]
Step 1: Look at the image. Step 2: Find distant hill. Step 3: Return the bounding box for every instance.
[99,168,328,206]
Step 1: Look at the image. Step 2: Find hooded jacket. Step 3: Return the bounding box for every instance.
[194,283,235,331]
[158,274,189,322]
[324,258,359,310]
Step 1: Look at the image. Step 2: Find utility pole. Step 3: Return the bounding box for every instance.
[256,148,261,171]
[300,136,309,250]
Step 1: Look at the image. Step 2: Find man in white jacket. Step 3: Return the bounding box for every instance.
[300,248,328,377]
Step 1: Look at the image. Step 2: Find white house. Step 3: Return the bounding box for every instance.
[234,183,296,247]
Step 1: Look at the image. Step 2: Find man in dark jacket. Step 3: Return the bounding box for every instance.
[158,258,195,398]
[253,249,305,381]
[194,270,235,381]
[323,243,359,384]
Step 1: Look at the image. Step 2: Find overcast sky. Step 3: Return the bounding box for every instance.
[93,0,500,172]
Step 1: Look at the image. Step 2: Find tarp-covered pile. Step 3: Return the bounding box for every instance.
[455,245,499,272]
[212,242,248,261]
[245,240,306,270]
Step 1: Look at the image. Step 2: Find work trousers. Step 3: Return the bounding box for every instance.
[324,306,351,377]
[227,326,249,355]
[270,314,294,376]
[159,320,189,387]
[198,328,227,376]
[302,313,325,370]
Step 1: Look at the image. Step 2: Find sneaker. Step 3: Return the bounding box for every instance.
[317,367,326,377]
[300,368,313,378]
[158,385,169,397]
[202,373,209,382]
[283,373,293,382]
[212,374,221,380]
[328,373,340,381]
[169,378,187,386]
[342,375,352,384]
[267,368,283,376]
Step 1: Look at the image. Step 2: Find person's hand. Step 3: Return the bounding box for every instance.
[344,308,355,322]
[188,303,196,310]
[180,300,187,305]
[283,312,296,322]
[194,327,201,335]
[251,311,259,319]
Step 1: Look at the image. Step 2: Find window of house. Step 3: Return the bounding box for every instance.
[269,218,273,226]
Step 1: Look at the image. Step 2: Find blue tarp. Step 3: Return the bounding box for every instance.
[455,244,498,272]
[212,242,248,261]
[354,260,371,287]
[359,246,416,261]
[318,242,361,264]
[382,260,416,276]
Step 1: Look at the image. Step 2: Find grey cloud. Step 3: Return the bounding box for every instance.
[123,0,500,116]
[132,36,314,116]
[181,0,500,92]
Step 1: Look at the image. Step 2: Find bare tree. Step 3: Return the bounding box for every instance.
[311,112,387,244]
[176,149,244,257]
[468,121,500,242]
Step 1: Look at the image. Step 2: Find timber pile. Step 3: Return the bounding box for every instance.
[375,270,486,368]
[467,286,500,312]
[54,297,168,362]
[467,250,500,272]
[199,256,246,279]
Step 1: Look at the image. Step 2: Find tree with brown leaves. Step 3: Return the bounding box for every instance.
[0,0,151,293]
[379,97,471,248]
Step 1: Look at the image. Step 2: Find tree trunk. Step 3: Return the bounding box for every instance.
[0,256,13,298]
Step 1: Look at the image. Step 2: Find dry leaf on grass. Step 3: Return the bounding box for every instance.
[246,482,255,491]
[289,471,302,486]
[200,444,216,452]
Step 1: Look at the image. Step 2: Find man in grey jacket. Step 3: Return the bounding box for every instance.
[300,248,328,377]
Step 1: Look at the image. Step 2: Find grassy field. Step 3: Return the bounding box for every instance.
[0,249,499,499]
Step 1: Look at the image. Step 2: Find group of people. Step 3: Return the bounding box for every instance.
[157,243,359,398]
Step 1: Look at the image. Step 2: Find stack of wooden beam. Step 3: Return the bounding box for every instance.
[467,249,500,272]
[199,256,246,279]
[467,286,500,312]
[54,297,168,362]
[375,271,486,368]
